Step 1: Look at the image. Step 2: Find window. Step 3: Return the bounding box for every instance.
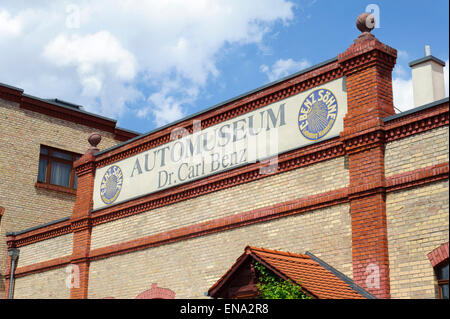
[37,146,81,190]
[436,261,449,299]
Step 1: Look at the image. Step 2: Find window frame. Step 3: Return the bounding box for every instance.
[436,260,449,299]
[36,145,81,192]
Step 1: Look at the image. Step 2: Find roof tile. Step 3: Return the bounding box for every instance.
[248,246,365,299]
[209,246,368,299]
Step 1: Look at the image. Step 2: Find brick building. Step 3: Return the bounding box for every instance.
[0,83,139,297]
[3,14,449,299]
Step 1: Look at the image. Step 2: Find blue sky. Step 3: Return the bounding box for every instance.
[0,0,448,134]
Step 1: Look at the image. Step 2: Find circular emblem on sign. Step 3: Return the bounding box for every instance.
[100,165,123,205]
[298,89,338,141]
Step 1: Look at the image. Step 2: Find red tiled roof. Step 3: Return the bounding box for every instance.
[208,246,367,299]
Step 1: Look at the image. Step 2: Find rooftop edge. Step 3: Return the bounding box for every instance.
[409,55,446,67]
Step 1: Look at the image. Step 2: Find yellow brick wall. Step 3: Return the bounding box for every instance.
[13,267,70,299]
[91,157,349,250]
[385,126,449,177]
[0,98,122,291]
[88,203,352,299]
[16,233,73,268]
[387,180,449,299]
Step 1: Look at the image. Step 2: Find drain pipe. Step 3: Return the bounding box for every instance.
[8,248,20,299]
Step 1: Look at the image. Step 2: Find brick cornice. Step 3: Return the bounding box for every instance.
[71,256,90,265]
[74,153,97,177]
[341,126,385,155]
[7,256,72,279]
[6,220,72,248]
[0,84,23,103]
[340,100,448,155]
[386,162,449,192]
[21,95,116,133]
[71,217,91,232]
[338,35,397,76]
[384,101,449,142]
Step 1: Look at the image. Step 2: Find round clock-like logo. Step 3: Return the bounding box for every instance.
[298,89,338,141]
[100,165,123,205]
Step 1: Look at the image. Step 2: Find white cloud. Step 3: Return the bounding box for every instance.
[0,9,22,37]
[392,76,414,112]
[80,76,103,96]
[139,78,200,127]
[0,0,295,126]
[43,32,137,81]
[42,31,138,101]
[260,58,311,82]
[392,61,414,111]
[148,94,186,128]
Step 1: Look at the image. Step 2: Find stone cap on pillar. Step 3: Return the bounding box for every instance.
[73,132,102,173]
[87,132,101,155]
[338,12,397,69]
[355,12,375,41]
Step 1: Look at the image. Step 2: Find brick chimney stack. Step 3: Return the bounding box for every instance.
[409,46,446,107]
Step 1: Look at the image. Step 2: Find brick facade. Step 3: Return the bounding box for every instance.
[16,233,73,269]
[387,180,449,298]
[2,26,449,299]
[13,267,70,299]
[0,86,138,297]
[385,126,449,177]
[87,203,352,299]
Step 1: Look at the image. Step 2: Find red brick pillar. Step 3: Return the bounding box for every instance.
[69,133,101,299]
[338,29,397,298]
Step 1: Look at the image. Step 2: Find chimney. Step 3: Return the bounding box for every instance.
[409,46,446,107]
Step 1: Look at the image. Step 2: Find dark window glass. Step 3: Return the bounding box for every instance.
[50,162,72,187]
[437,263,449,280]
[37,146,80,190]
[436,261,449,299]
[440,284,449,299]
[37,158,48,182]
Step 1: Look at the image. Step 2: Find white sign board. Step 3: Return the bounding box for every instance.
[93,77,347,210]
